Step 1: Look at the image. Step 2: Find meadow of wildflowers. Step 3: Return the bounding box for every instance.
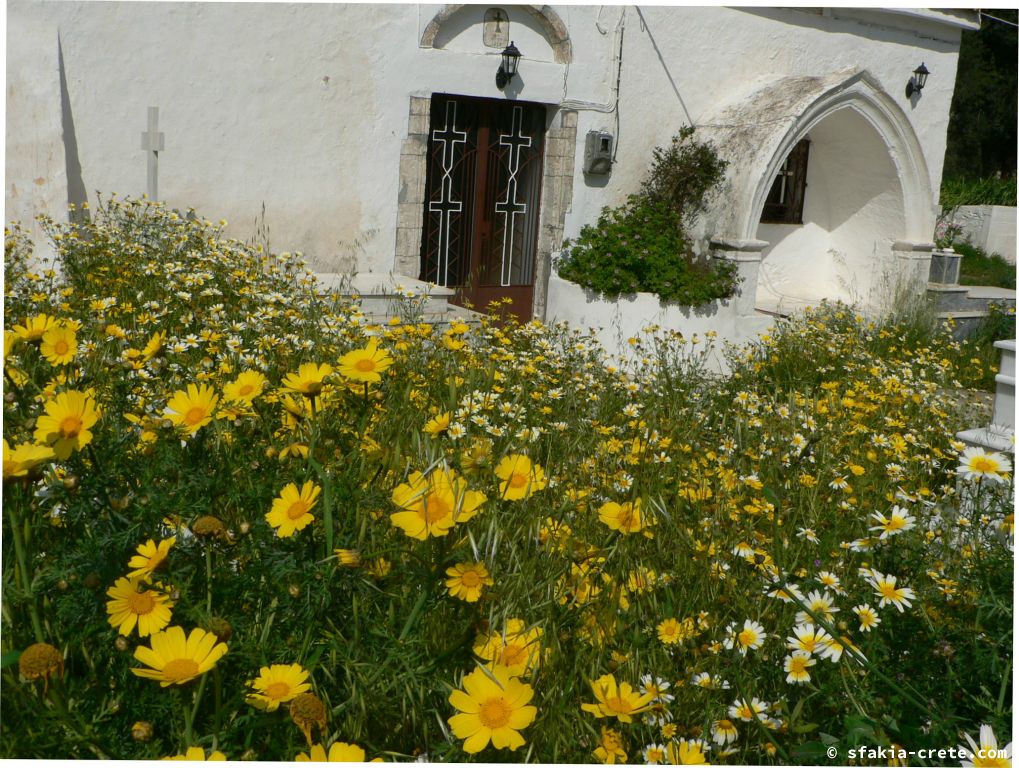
[2,197,1013,763]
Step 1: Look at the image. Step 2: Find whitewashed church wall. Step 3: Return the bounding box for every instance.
[6,3,968,285]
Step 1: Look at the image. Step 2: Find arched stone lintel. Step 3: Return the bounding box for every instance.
[742,71,933,242]
[420,4,572,64]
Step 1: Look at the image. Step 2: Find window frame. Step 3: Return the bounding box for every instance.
[760,138,810,225]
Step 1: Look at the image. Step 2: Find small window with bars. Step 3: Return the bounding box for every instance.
[761,138,810,224]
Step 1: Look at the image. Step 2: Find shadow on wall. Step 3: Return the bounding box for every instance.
[58,34,89,223]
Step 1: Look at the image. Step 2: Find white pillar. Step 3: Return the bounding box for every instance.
[708,237,768,317]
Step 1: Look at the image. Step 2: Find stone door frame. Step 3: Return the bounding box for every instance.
[394,95,577,320]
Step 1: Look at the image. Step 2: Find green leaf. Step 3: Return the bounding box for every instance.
[792,741,828,761]
[1,650,21,669]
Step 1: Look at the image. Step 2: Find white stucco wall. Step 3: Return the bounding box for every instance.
[545,274,774,374]
[6,2,972,290]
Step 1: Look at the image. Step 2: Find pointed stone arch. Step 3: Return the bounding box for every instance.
[744,70,932,242]
[420,4,572,64]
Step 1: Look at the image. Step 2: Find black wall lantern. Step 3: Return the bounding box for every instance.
[496,41,521,90]
[906,63,930,98]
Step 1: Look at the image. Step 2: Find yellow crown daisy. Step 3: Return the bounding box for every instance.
[165,383,219,435]
[265,481,321,538]
[445,561,494,603]
[106,577,174,637]
[581,673,654,722]
[223,370,268,405]
[40,324,77,366]
[296,742,380,762]
[127,537,176,579]
[667,739,710,766]
[141,331,164,360]
[390,468,486,540]
[33,390,101,460]
[13,313,56,342]
[246,663,311,711]
[448,665,537,754]
[338,338,393,384]
[594,727,627,764]
[598,499,645,534]
[132,626,228,686]
[163,746,227,760]
[282,363,333,398]
[473,619,544,676]
[3,439,56,481]
[495,454,546,501]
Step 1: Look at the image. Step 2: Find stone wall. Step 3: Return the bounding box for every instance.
[950,205,1017,264]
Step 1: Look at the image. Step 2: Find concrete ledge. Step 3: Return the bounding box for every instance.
[956,426,1015,454]
[316,272,454,298]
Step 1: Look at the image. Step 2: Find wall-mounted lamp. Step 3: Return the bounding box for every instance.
[496,41,521,90]
[905,63,930,98]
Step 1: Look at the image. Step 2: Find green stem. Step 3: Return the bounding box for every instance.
[213,668,224,746]
[205,548,214,615]
[184,673,209,746]
[6,490,45,643]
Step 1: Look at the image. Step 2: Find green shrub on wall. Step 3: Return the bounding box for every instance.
[557,127,738,306]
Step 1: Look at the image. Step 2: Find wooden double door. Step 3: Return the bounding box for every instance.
[419,95,547,321]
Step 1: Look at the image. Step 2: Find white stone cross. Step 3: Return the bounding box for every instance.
[140,106,164,200]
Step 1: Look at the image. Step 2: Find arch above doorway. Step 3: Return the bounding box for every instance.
[419,4,573,64]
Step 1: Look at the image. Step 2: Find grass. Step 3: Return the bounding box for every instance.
[940,176,1017,208]
[954,241,1017,289]
[2,198,1014,763]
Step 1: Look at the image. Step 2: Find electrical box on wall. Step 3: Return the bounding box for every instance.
[583,130,613,174]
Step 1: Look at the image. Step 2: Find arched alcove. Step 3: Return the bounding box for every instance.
[697,70,934,313]
[749,74,932,311]
[420,4,572,64]
[754,108,907,310]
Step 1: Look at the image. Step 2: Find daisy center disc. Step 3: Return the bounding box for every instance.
[54,340,69,355]
[127,590,156,614]
[738,629,757,647]
[355,358,376,373]
[500,644,527,668]
[509,473,528,489]
[264,681,292,700]
[459,570,481,588]
[286,501,310,521]
[184,407,207,426]
[60,415,83,438]
[162,658,200,682]
[605,696,630,714]
[970,456,998,473]
[477,696,512,729]
[238,384,254,396]
[420,495,450,524]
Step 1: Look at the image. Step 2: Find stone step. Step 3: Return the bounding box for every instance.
[315,272,456,316]
[936,310,995,341]
[927,283,1016,313]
